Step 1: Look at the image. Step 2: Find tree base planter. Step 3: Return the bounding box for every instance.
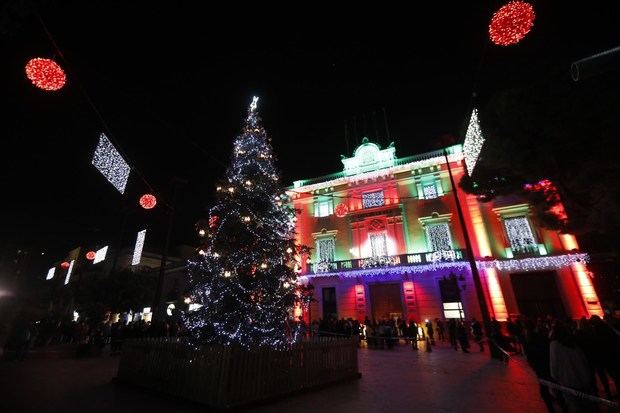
[116,337,360,410]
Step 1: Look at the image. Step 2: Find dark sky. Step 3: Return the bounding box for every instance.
[2,1,619,262]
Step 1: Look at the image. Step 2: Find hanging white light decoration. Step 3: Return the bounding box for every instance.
[46,267,55,280]
[64,260,75,285]
[131,229,147,265]
[93,246,109,264]
[91,133,131,194]
[479,253,588,272]
[463,108,485,176]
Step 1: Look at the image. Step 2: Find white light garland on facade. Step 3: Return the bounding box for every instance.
[478,253,589,272]
[46,267,55,280]
[64,260,75,285]
[301,253,588,279]
[91,133,131,194]
[463,109,485,176]
[93,246,108,264]
[131,229,147,265]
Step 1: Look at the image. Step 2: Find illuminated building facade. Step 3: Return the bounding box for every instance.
[289,138,602,323]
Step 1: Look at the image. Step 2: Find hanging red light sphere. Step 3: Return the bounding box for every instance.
[60,261,70,269]
[335,203,349,218]
[86,251,96,260]
[139,194,157,209]
[25,58,67,91]
[489,1,535,46]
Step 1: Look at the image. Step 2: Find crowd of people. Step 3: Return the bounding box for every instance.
[4,308,620,412]
[2,314,188,359]
[307,313,620,411]
[521,314,619,412]
[306,316,486,352]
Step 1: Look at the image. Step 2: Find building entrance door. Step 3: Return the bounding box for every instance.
[369,283,403,321]
[510,271,566,318]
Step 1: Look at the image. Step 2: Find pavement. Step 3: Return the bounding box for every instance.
[0,341,548,413]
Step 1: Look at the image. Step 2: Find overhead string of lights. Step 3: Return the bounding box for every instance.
[31,10,168,208]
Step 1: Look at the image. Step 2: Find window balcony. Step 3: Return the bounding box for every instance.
[307,249,467,275]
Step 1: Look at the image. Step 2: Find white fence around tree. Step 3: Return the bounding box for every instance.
[116,337,360,409]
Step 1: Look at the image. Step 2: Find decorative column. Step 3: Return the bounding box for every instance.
[465,195,509,321]
[559,234,604,317]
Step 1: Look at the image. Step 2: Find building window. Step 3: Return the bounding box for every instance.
[316,238,335,263]
[362,191,384,209]
[322,287,338,319]
[369,233,388,257]
[443,302,464,319]
[504,216,537,253]
[425,223,452,251]
[422,183,438,199]
[314,200,332,217]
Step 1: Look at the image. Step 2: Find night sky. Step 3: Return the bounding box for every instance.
[2,1,619,263]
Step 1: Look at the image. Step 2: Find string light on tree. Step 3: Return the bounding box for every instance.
[463,108,485,176]
[25,58,66,91]
[489,1,535,46]
[139,194,157,209]
[198,229,206,237]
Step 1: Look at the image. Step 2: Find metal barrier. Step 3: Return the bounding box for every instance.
[538,379,619,409]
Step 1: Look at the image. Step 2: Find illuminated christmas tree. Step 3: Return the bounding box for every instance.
[184,97,299,347]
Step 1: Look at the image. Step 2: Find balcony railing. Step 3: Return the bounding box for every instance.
[505,243,548,258]
[308,249,467,274]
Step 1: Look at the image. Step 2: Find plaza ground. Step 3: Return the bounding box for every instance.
[0,342,547,412]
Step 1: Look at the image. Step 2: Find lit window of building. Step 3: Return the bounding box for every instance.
[443,302,464,319]
[362,191,384,209]
[316,238,335,263]
[314,200,333,217]
[504,216,537,253]
[369,233,388,257]
[422,183,438,199]
[426,223,452,251]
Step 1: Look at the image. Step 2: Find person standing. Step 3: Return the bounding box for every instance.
[457,321,470,353]
[448,318,458,350]
[425,320,435,345]
[409,320,418,350]
[550,322,595,413]
[436,318,445,341]
[471,318,484,352]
